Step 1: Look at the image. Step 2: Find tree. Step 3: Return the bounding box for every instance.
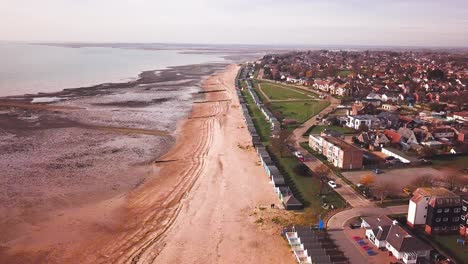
[315,164,330,195]
[410,174,434,189]
[359,174,376,187]
[374,181,398,204]
[315,164,330,179]
[270,130,294,158]
[444,174,468,191]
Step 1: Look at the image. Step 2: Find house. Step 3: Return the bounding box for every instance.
[346,115,380,130]
[458,129,468,143]
[407,187,462,235]
[349,102,377,116]
[372,133,390,150]
[361,215,432,264]
[382,104,399,112]
[385,223,432,263]
[384,129,402,144]
[453,111,468,122]
[431,127,455,139]
[309,135,363,169]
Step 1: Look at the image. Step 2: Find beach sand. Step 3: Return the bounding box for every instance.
[0,64,293,263]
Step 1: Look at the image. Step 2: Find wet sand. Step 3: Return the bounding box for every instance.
[0,64,294,263]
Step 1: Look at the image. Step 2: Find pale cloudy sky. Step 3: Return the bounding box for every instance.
[1,0,467,46]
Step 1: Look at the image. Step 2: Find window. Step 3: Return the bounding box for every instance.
[426,197,429,201]
[425,206,428,210]
[437,209,443,213]
[462,215,466,220]
[453,217,460,222]
[436,218,441,222]
[443,217,449,222]
[444,208,450,213]
[452,226,458,230]
[442,226,447,230]
[434,227,440,231]
[424,215,426,218]
[463,206,468,211]
[455,208,461,213]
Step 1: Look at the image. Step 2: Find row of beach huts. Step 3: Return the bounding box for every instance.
[236,67,303,210]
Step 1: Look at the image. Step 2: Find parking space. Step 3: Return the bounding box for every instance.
[342,167,451,196]
[343,227,397,264]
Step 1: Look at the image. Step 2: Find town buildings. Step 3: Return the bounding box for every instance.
[407,187,462,235]
[309,135,363,169]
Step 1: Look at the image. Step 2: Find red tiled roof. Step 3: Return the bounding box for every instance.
[384,129,401,144]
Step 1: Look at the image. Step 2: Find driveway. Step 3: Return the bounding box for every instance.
[327,205,408,229]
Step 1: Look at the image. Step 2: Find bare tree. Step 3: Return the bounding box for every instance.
[270,130,294,158]
[444,174,468,191]
[374,181,398,204]
[410,174,434,189]
[315,164,330,195]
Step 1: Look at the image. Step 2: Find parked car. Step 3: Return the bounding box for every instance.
[328,180,337,189]
[373,168,382,174]
[294,151,305,162]
[349,222,361,229]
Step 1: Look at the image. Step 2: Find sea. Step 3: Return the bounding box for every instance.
[0,43,225,97]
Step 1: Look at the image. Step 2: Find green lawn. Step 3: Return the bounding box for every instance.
[337,70,353,77]
[431,235,468,263]
[259,82,316,101]
[431,155,468,171]
[270,150,346,211]
[270,101,330,123]
[241,85,271,141]
[304,125,356,136]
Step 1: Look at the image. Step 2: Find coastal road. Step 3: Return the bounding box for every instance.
[255,78,370,208]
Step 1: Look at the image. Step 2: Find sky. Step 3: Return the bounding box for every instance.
[1,0,467,47]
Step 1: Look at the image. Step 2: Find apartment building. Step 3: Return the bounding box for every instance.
[309,135,363,169]
[407,187,462,235]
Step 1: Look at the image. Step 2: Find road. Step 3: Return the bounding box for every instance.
[256,77,410,264]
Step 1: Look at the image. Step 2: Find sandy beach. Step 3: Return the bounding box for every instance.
[0,64,293,263]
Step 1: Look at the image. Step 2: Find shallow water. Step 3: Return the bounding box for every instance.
[0,43,224,97]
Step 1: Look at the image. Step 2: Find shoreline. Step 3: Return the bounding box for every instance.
[0,63,229,263]
[1,61,292,264]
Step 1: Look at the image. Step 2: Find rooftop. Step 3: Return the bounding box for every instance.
[413,187,458,198]
[322,136,363,152]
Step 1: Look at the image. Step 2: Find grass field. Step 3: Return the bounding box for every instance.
[304,125,356,136]
[430,235,468,263]
[259,82,317,101]
[431,155,468,171]
[271,150,346,211]
[337,70,353,77]
[270,101,330,123]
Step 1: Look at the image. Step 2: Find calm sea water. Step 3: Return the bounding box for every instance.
[0,43,224,97]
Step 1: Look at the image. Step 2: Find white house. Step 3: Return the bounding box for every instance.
[346,115,379,130]
[361,216,432,264]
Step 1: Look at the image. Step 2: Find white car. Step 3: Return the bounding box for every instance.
[294,151,305,161]
[293,151,303,159]
[328,180,337,189]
